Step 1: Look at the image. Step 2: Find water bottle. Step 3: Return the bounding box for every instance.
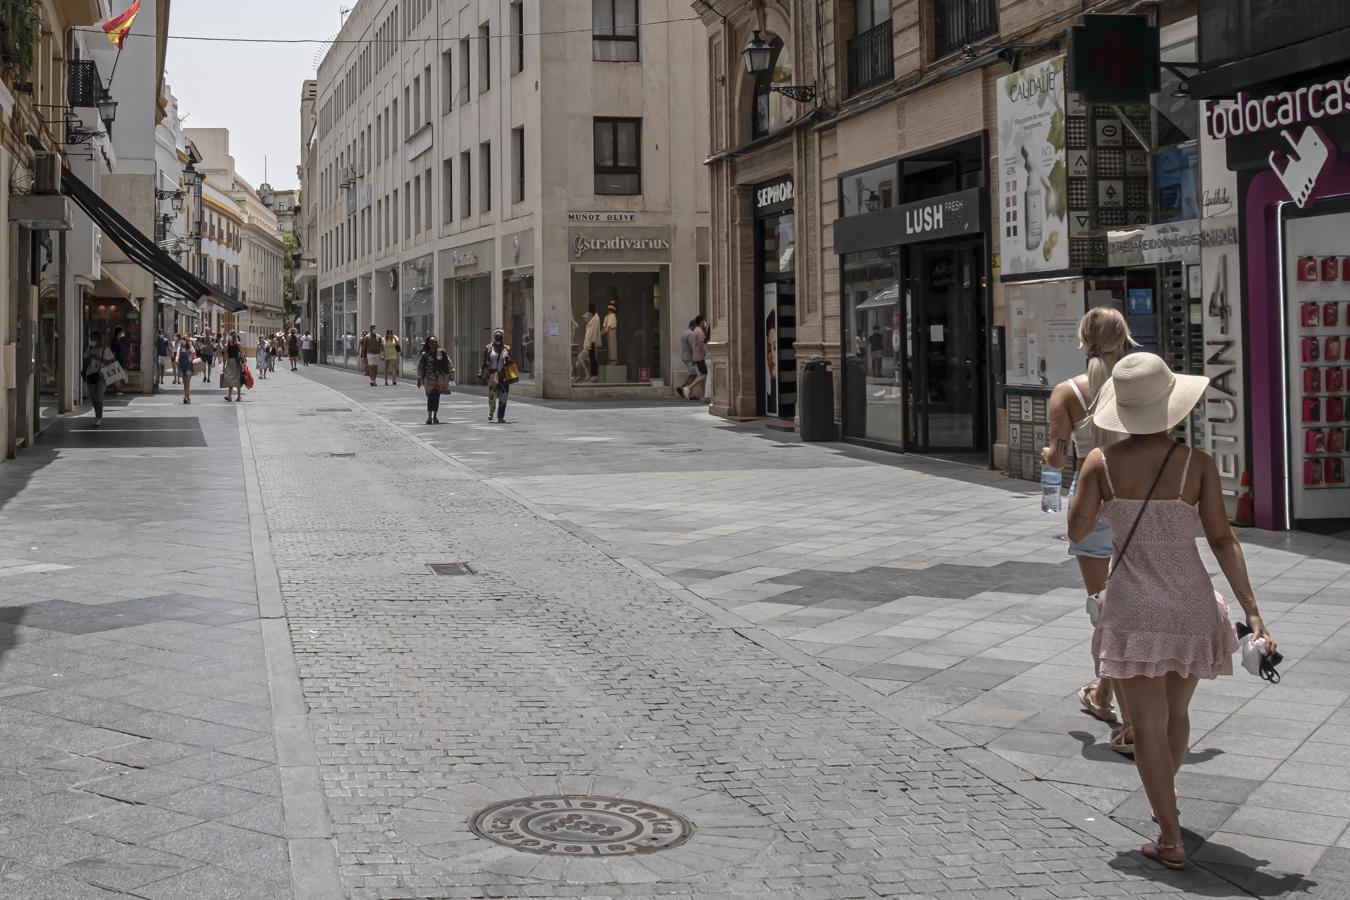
[1041,466,1063,513]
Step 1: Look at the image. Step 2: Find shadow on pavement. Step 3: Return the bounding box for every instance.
[1111,841,1315,898]
[0,607,27,670]
[0,447,59,515]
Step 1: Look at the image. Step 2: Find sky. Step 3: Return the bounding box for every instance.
[164,1,347,191]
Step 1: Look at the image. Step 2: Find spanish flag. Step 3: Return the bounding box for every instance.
[101,0,141,49]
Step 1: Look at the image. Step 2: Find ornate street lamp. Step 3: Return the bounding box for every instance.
[740,29,816,104]
[96,89,118,133]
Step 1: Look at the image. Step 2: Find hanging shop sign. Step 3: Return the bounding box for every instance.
[997,56,1070,275]
[1202,75,1350,141]
[754,176,795,217]
[1106,219,1201,267]
[833,187,985,253]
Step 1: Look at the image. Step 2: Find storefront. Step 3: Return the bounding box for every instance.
[834,137,990,455]
[753,176,796,418]
[400,253,434,362]
[442,240,495,383]
[501,230,535,384]
[1205,76,1350,527]
[567,226,673,388]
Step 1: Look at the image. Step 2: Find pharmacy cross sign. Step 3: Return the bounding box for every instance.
[1067,14,1161,104]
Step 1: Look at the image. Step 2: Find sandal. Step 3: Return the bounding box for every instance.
[1079,683,1118,724]
[1141,840,1186,870]
[1109,726,1134,756]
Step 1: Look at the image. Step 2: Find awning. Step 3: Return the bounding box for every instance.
[61,168,247,313]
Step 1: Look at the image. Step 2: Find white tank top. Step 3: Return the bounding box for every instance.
[1068,379,1096,457]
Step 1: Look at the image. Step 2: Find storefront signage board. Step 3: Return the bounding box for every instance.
[1106,219,1201,267]
[754,177,795,217]
[567,212,640,224]
[997,56,1070,275]
[570,228,672,259]
[832,188,984,253]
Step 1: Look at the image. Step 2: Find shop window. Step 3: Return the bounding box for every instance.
[571,268,666,384]
[503,270,535,381]
[594,117,641,195]
[752,35,796,138]
[840,163,897,217]
[842,249,903,445]
[593,0,639,61]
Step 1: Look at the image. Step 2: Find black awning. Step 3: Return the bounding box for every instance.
[62,168,248,313]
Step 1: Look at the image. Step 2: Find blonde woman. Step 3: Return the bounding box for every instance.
[1068,353,1272,870]
[1041,307,1137,751]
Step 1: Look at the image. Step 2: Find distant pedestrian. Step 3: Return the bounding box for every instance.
[868,325,884,377]
[83,330,116,427]
[288,330,301,372]
[361,326,382,386]
[222,332,244,401]
[382,329,401,385]
[108,326,130,393]
[1068,352,1274,872]
[416,336,454,424]
[685,315,708,401]
[677,318,697,400]
[256,337,270,380]
[343,331,354,363]
[176,335,195,403]
[301,330,312,366]
[481,328,514,423]
[157,329,171,386]
[199,334,216,383]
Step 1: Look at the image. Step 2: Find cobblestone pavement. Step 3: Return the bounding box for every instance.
[301,364,1350,899]
[0,385,295,898]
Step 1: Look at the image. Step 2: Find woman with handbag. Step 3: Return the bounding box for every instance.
[222,332,244,402]
[176,335,196,404]
[1041,307,1137,752]
[480,328,517,423]
[416,336,454,424]
[1068,352,1275,871]
[83,331,116,427]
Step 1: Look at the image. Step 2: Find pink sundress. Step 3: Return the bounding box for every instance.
[1092,448,1238,680]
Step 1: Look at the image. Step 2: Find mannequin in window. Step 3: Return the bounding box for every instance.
[583,303,601,382]
[602,295,620,364]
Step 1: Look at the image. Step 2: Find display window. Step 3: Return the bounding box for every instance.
[503,269,535,381]
[1281,207,1350,518]
[84,298,142,372]
[570,267,667,385]
[402,255,434,360]
[452,275,493,383]
[842,249,902,444]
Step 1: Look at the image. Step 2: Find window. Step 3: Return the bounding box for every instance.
[413,174,422,233]
[441,50,454,113]
[570,269,666,384]
[460,150,472,218]
[413,77,421,130]
[424,167,433,231]
[376,198,383,248]
[511,126,525,204]
[403,87,410,135]
[478,22,491,93]
[392,98,399,142]
[424,64,432,124]
[392,189,399,243]
[840,163,898,217]
[442,158,454,223]
[593,117,641,195]
[933,0,998,58]
[480,141,492,212]
[849,0,894,94]
[459,37,471,104]
[405,180,412,236]
[510,1,524,74]
[593,0,638,61]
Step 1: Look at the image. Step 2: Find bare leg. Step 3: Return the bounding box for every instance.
[1165,672,1199,776]
[1118,676,1186,866]
[1074,555,1120,720]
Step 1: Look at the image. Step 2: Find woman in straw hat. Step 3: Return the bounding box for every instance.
[1068,352,1275,871]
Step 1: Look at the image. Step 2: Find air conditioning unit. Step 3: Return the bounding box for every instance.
[33,152,62,194]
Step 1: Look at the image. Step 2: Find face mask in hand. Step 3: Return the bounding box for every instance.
[1236,622,1284,683]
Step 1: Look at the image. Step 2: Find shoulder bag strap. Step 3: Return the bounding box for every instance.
[1109,441,1180,577]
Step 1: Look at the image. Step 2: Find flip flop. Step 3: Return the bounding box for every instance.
[1141,841,1186,870]
[1078,683,1118,724]
[1109,726,1134,756]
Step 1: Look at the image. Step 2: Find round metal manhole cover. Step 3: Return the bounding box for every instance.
[470,795,693,856]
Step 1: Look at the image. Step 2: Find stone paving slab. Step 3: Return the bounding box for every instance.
[0,389,295,898]
[305,363,1350,897]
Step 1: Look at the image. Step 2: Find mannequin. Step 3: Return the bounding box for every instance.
[603,299,620,363]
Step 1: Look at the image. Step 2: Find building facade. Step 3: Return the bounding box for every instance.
[312,0,709,395]
[699,0,1208,473]
[295,79,320,336]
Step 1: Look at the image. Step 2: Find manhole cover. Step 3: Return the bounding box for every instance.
[428,562,474,576]
[659,447,702,453]
[470,795,693,856]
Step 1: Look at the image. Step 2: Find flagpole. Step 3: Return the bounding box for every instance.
[108,45,124,86]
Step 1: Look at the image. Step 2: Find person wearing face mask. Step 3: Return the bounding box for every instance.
[176,335,196,404]
[480,328,515,423]
[83,331,116,427]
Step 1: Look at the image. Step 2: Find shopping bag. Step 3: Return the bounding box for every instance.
[192,357,204,374]
[100,361,127,385]
[242,363,254,390]
[502,361,520,385]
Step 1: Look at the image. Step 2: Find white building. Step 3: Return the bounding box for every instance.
[312,0,709,396]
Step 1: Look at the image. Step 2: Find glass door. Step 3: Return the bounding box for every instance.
[910,241,985,451]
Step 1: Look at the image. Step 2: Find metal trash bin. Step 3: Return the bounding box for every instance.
[798,356,835,442]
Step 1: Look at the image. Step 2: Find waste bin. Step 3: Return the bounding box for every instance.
[798,356,835,442]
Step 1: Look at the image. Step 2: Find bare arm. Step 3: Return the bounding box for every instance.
[1197,453,1275,652]
[1067,448,1106,543]
[1041,382,1077,470]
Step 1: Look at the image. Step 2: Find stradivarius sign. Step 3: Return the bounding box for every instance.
[572,234,671,257]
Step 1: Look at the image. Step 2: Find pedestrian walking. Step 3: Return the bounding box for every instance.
[868,325,884,377]
[222,332,245,401]
[382,329,401,385]
[176,335,196,403]
[416,336,454,424]
[1068,352,1274,872]
[301,330,312,366]
[361,326,382,386]
[683,316,708,401]
[269,335,280,373]
[288,330,301,372]
[256,337,270,380]
[199,333,216,383]
[480,328,516,423]
[677,318,697,399]
[1041,307,1138,754]
[82,330,116,427]
[108,326,130,393]
[157,329,171,386]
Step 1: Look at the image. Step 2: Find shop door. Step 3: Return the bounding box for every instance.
[911,242,985,452]
[452,276,492,382]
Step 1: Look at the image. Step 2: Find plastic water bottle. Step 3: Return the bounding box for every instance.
[1041,466,1063,513]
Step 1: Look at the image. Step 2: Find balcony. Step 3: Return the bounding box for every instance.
[933,0,998,59]
[848,21,893,95]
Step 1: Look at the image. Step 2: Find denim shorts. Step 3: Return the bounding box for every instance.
[1066,477,1114,559]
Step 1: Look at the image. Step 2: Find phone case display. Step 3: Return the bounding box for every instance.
[1284,213,1350,516]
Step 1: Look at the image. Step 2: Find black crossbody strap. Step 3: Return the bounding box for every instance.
[1108,441,1179,578]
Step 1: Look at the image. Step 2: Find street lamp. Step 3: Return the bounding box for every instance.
[182,161,202,191]
[96,89,117,133]
[741,30,816,104]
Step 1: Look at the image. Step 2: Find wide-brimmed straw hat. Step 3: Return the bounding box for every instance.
[1092,352,1209,435]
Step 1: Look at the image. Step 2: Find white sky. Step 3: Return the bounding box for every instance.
[164,1,345,191]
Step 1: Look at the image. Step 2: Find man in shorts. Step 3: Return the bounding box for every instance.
[677,317,698,400]
[362,326,382,386]
[687,316,708,401]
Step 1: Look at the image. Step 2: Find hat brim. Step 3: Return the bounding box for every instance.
[1092,372,1210,435]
